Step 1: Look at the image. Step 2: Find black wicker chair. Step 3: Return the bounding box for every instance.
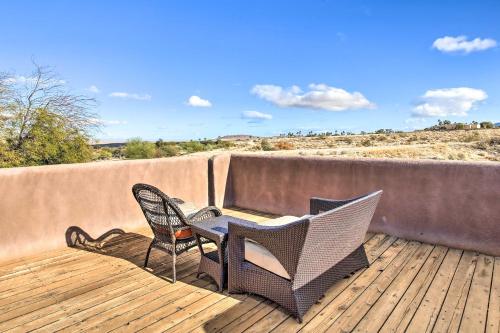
[132,183,222,282]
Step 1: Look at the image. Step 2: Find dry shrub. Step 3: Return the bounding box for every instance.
[339,137,353,144]
[407,135,418,142]
[360,139,372,147]
[260,139,274,151]
[274,140,295,150]
[362,147,420,159]
[461,132,480,142]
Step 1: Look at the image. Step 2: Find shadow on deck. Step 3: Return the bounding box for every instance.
[0,208,497,332]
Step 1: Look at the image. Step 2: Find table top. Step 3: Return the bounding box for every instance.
[191,215,254,241]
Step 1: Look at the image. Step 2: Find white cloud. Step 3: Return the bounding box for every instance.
[241,110,272,121]
[90,118,128,126]
[412,87,487,117]
[433,36,497,54]
[404,117,429,130]
[3,75,66,85]
[251,83,375,111]
[87,85,100,93]
[186,95,212,107]
[109,92,152,101]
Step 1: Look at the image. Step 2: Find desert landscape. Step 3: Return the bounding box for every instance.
[212,128,500,161]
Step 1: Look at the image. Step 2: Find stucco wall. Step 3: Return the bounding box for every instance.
[1,153,499,260]
[226,154,500,256]
[210,154,233,207]
[0,156,209,260]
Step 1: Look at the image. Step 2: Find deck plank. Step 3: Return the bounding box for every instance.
[378,246,449,333]
[165,294,249,333]
[0,208,495,333]
[11,259,201,332]
[0,257,199,331]
[405,248,463,333]
[324,243,434,333]
[432,251,478,333]
[460,254,495,333]
[301,240,419,332]
[486,257,500,333]
[190,295,265,333]
[354,245,447,333]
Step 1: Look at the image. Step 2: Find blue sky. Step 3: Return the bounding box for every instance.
[1,0,499,141]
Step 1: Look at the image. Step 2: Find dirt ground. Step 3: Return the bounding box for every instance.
[208,129,500,162]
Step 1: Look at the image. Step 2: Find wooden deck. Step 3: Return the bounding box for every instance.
[0,208,498,333]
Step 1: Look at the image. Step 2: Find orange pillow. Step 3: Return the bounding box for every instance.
[174,228,193,239]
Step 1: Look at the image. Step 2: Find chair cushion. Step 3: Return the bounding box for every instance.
[244,215,303,280]
[172,202,199,240]
[244,240,291,279]
[174,228,193,239]
[255,215,300,226]
[177,202,199,216]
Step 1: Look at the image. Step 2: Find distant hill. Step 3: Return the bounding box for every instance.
[93,142,126,148]
[496,122,500,127]
[218,135,257,141]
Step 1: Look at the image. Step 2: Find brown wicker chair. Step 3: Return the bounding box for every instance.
[132,183,222,282]
[228,190,382,322]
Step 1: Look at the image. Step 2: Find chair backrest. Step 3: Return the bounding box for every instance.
[293,190,382,289]
[132,183,188,243]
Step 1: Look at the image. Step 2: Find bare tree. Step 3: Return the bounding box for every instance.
[1,63,99,148]
[0,72,12,107]
[0,72,14,131]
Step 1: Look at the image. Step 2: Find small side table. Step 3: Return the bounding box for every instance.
[191,215,253,292]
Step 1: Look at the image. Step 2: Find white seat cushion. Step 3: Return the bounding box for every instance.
[244,240,291,279]
[244,215,306,280]
[178,202,198,216]
[256,215,300,226]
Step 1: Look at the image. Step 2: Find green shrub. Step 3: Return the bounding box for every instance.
[16,109,93,166]
[180,141,207,153]
[112,147,124,159]
[95,148,113,160]
[124,138,156,159]
[480,121,494,129]
[158,144,179,157]
[0,142,22,168]
[214,139,234,149]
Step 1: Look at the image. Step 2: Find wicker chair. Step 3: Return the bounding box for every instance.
[228,190,382,322]
[132,183,222,282]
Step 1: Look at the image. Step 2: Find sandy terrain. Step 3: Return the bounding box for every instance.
[207,129,500,162]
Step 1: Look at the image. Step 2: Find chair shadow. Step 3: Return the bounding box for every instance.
[64,226,214,288]
[64,227,275,325]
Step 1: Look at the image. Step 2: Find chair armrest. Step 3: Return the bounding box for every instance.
[310,194,367,215]
[171,197,185,205]
[186,206,222,224]
[228,219,309,279]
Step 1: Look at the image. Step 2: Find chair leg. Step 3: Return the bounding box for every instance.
[172,252,177,283]
[144,241,154,268]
